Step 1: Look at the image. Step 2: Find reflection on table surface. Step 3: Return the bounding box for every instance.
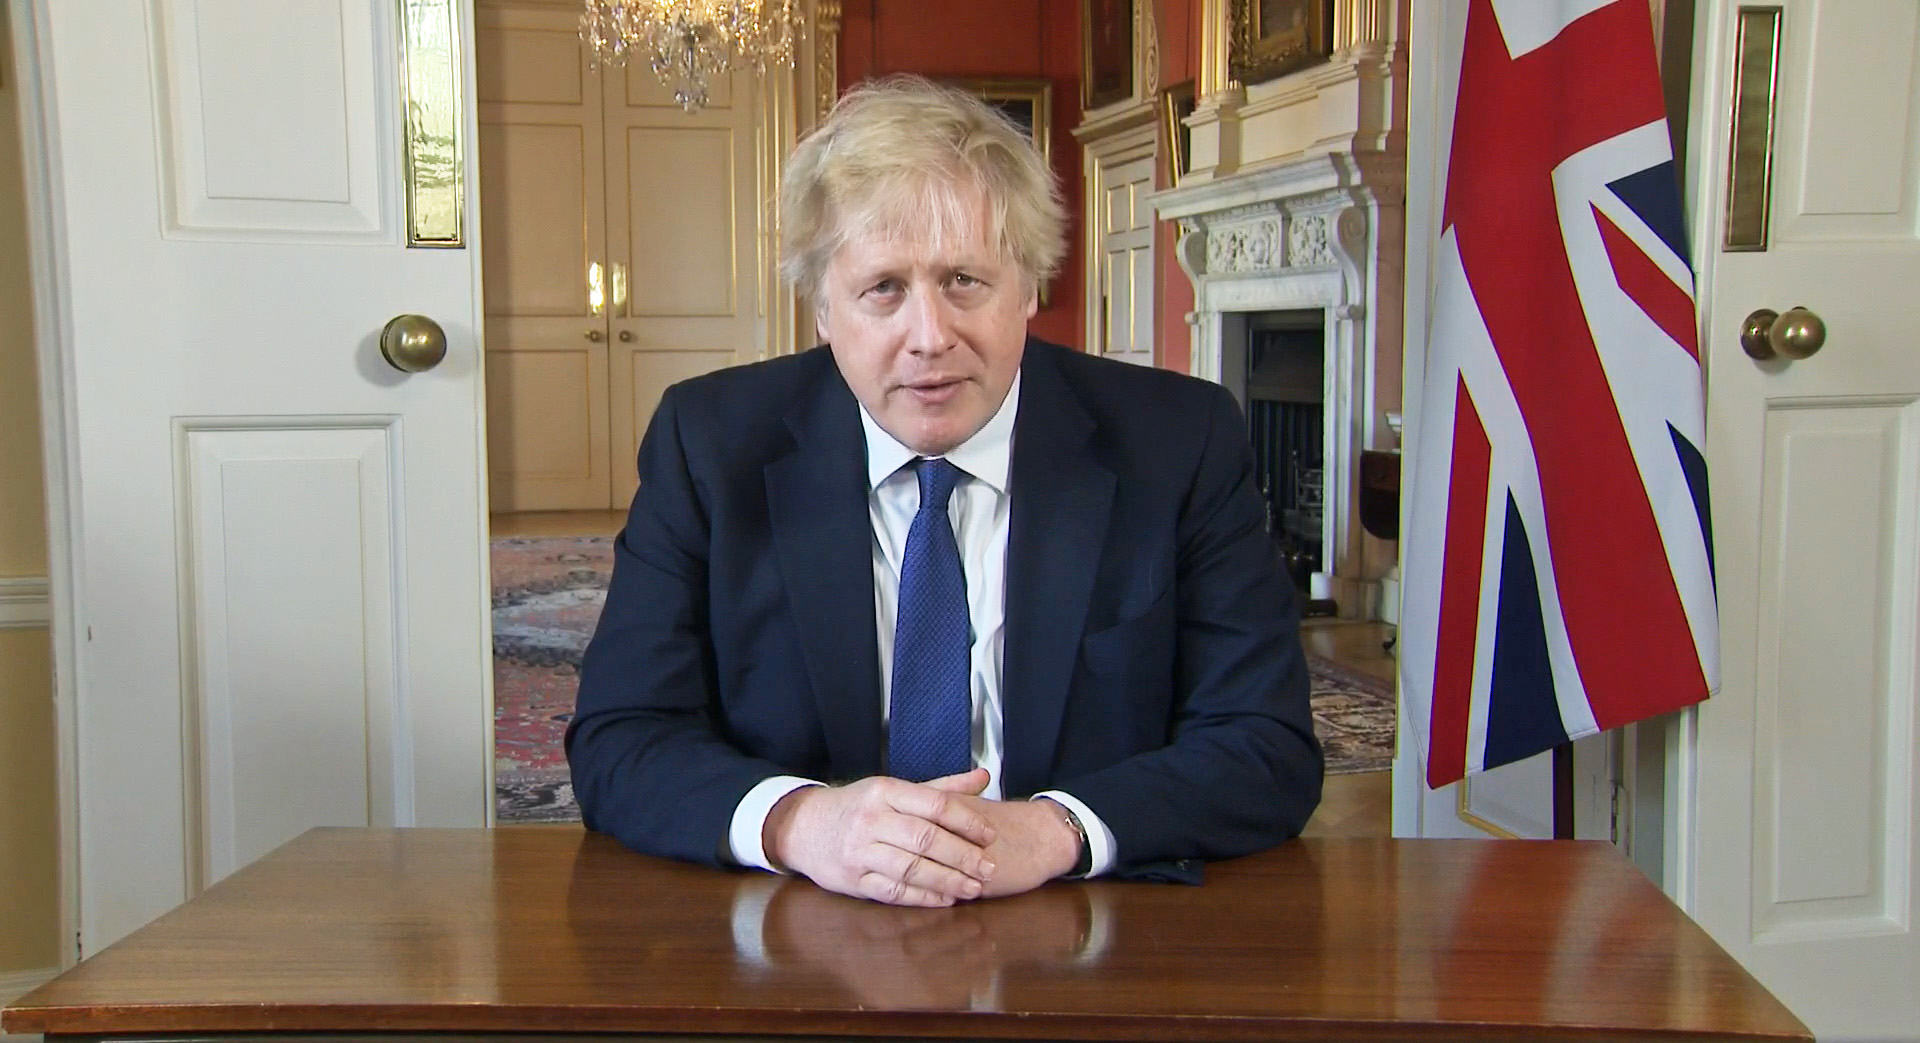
[729,874,1108,1010]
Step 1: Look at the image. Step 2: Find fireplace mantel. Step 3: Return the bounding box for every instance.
[1151,150,1405,618]
[1153,152,1403,380]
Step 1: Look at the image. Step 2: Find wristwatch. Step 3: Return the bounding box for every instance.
[1044,798,1093,878]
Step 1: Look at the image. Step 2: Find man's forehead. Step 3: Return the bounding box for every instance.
[834,232,1007,273]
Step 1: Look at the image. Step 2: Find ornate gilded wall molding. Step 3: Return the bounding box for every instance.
[1142,0,1161,98]
[814,0,841,122]
[1333,0,1391,53]
[1198,0,1235,97]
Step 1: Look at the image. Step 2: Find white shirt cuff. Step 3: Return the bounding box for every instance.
[729,775,822,872]
[1032,789,1117,878]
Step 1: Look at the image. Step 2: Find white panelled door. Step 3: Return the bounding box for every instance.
[1688,2,1920,1038]
[36,0,492,952]
[1083,116,1157,367]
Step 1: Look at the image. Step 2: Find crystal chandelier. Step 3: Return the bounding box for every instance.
[580,0,804,112]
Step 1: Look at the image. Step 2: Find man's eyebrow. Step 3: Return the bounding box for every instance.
[845,260,905,283]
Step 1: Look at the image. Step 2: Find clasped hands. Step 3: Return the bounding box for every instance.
[762,767,1081,907]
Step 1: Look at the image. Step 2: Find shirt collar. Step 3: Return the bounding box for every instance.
[858,370,1020,495]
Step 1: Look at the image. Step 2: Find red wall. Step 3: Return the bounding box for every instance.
[1153,0,1203,375]
[838,1,1086,349]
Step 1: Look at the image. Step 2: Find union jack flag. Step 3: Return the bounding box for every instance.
[1401,0,1718,788]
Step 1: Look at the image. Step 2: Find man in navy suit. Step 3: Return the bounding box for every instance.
[567,76,1322,906]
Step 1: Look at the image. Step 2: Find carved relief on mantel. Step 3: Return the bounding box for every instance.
[1185,195,1368,278]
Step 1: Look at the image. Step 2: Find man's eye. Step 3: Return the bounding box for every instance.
[952,273,982,288]
[868,279,902,295]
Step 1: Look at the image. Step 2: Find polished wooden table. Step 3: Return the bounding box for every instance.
[4,828,1808,1042]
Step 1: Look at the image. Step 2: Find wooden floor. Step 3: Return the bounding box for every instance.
[489,511,1397,839]
[1299,617,1395,838]
[490,510,626,539]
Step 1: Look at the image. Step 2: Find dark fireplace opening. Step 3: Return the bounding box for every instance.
[1242,311,1326,599]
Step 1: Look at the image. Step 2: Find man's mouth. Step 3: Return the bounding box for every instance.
[900,377,965,404]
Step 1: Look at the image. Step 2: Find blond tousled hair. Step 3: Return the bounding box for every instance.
[779,74,1067,307]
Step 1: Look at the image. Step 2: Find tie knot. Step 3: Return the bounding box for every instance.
[914,457,963,513]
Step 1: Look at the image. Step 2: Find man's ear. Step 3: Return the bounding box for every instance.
[814,300,831,345]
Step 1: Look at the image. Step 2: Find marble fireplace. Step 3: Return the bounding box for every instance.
[1149,3,1408,618]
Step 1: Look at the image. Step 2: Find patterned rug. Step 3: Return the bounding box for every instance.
[1307,654,1399,776]
[493,536,1397,824]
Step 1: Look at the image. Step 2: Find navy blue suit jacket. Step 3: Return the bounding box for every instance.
[566,339,1323,878]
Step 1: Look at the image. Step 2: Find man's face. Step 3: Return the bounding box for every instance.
[817,209,1035,457]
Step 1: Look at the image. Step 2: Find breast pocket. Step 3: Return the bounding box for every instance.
[1079,586,1177,693]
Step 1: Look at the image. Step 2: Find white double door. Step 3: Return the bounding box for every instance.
[29,0,492,953]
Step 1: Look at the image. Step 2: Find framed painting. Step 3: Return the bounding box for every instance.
[1229,0,1334,85]
[954,78,1054,167]
[953,78,1056,304]
[1160,80,1197,186]
[1082,0,1135,110]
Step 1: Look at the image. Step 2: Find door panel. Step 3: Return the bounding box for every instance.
[484,348,604,483]
[605,64,757,508]
[1093,154,1155,366]
[479,123,594,314]
[43,0,491,951]
[182,423,402,884]
[153,0,384,236]
[621,349,739,455]
[1754,403,1913,924]
[622,126,740,317]
[1694,1,1920,1036]
[1786,1,1916,232]
[477,1,610,511]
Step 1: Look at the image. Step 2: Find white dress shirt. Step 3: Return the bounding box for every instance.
[727,371,1118,876]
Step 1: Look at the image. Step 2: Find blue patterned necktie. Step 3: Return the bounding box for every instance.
[887,457,972,782]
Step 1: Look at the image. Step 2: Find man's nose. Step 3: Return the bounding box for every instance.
[905,287,957,355]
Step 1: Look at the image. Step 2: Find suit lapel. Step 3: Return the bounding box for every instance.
[766,363,884,779]
[1001,343,1114,797]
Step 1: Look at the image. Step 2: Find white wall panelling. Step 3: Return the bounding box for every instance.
[151,0,393,239]
[178,418,408,887]
[0,578,52,629]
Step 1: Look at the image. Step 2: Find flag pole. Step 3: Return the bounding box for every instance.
[1551,742,1574,839]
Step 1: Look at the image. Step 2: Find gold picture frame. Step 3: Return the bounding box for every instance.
[951,78,1057,306]
[1160,80,1197,187]
[953,78,1054,168]
[1229,0,1334,86]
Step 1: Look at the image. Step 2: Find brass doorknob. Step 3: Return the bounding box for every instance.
[379,314,448,373]
[586,329,604,342]
[1771,306,1827,359]
[618,330,634,342]
[1740,305,1827,361]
